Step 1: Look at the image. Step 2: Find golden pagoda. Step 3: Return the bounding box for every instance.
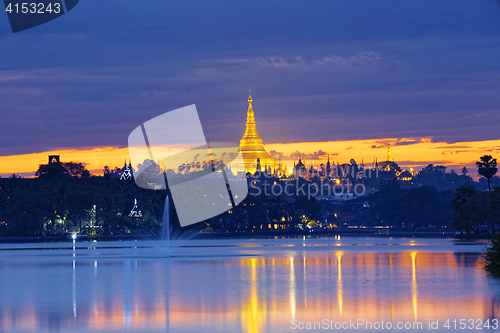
[240,91,276,173]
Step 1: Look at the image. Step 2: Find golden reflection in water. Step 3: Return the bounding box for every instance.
[303,256,307,309]
[289,257,296,320]
[241,258,267,333]
[411,252,418,322]
[1,252,498,333]
[336,251,343,318]
[389,253,395,323]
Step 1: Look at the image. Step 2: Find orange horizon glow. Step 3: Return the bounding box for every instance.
[1,137,499,178]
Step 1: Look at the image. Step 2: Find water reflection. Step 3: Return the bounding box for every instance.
[241,258,266,333]
[289,257,296,320]
[0,243,498,333]
[336,251,343,318]
[411,251,418,322]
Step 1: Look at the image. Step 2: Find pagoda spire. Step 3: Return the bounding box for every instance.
[243,90,256,137]
[240,91,276,173]
[387,143,392,161]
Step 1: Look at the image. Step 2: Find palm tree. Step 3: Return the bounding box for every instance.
[477,155,498,233]
[477,155,497,192]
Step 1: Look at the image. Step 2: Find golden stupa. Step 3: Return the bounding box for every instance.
[240,91,276,173]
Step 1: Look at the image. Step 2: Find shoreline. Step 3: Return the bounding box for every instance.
[0,229,467,244]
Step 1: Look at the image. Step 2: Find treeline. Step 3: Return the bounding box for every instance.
[321,155,499,233]
[452,185,500,234]
[0,166,168,237]
[1,155,498,237]
[0,162,322,237]
[320,180,500,233]
[318,180,455,229]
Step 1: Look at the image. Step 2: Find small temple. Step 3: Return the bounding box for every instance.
[239,91,276,173]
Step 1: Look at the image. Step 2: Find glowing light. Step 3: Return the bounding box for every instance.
[71,234,77,240]
[411,252,418,321]
[241,257,266,333]
[289,257,296,319]
[336,252,343,317]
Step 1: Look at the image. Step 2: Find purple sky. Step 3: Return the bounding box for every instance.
[1,0,500,157]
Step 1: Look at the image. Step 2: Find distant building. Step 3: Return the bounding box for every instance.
[119,161,133,180]
[128,199,142,218]
[48,155,60,164]
[294,159,306,178]
[398,170,413,181]
[378,144,401,173]
[326,155,331,177]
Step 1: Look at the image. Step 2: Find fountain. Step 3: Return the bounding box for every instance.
[157,195,197,257]
[163,195,170,251]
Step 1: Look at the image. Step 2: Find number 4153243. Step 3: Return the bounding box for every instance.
[6,3,61,14]
[443,319,499,330]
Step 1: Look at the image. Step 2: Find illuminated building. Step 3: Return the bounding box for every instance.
[376,144,414,181]
[398,170,413,181]
[48,154,60,164]
[128,199,143,218]
[379,143,400,173]
[239,91,276,173]
[119,160,133,180]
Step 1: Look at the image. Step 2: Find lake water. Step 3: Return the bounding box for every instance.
[0,237,498,333]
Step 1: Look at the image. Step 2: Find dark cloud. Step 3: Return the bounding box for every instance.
[441,150,472,155]
[397,160,452,166]
[270,149,335,161]
[394,139,428,146]
[434,145,473,149]
[370,138,430,148]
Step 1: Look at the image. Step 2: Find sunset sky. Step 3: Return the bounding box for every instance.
[1,0,499,177]
[1,137,499,178]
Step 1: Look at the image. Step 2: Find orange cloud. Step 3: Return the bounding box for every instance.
[1,138,499,178]
[265,138,500,174]
[0,147,130,178]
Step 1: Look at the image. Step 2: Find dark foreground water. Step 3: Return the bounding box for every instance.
[0,237,498,333]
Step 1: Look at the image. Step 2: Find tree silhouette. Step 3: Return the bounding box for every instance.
[484,232,500,275]
[452,184,481,234]
[477,155,497,192]
[35,163,70,181]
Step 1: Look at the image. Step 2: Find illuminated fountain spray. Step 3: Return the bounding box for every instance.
[163,195,170,252]
[158,194,197,257]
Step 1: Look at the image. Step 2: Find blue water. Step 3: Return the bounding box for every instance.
[0,237,497,332]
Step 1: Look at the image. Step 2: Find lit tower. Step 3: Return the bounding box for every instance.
[239,91,276,173]
[326,154,331,177]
